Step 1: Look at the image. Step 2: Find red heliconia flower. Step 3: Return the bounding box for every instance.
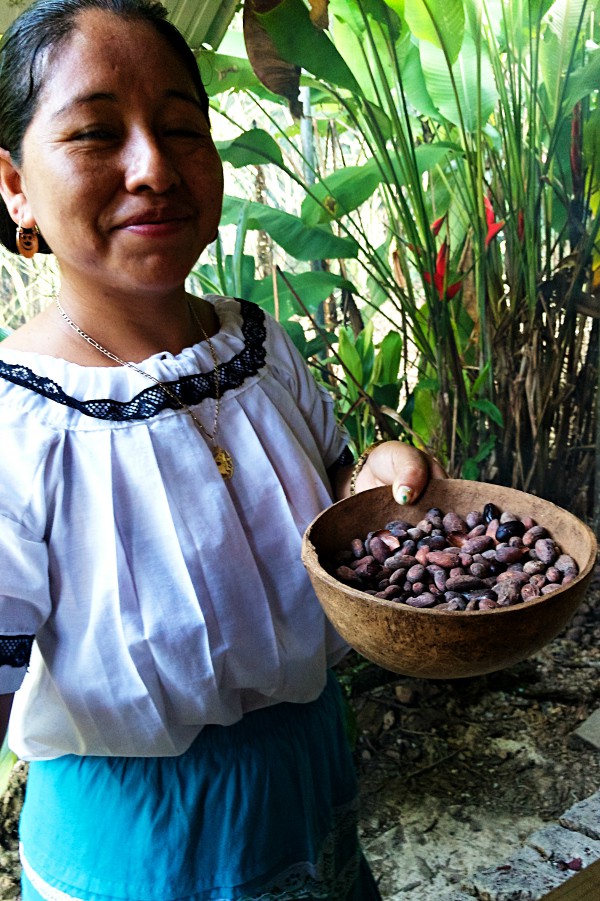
[484,195,504,247]
[424,240,462,301]
[431,215,446,236]
[517,210,525,243]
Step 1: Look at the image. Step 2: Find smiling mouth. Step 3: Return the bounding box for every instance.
[117,209,194,229]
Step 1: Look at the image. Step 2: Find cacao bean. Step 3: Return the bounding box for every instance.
[331,500,579,614]
[483,502,500,523]
[406,592,438,608]
[443,511,467,534]
[535,538,558,565]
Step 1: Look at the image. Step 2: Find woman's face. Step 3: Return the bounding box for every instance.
[8,9,224,299]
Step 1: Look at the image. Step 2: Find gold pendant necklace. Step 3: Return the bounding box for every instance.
[55,297,234,480]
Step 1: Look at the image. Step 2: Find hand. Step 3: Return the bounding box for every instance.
[353,441,447,505]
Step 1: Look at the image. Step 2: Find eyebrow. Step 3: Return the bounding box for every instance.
[54,89,205,117]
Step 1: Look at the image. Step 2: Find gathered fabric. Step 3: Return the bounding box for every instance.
[0,297,349,760]
[19,673,381,901]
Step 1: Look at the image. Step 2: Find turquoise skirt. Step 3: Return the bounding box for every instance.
[19,673,381,901]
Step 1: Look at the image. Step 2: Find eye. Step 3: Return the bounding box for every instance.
[71,128,118,142]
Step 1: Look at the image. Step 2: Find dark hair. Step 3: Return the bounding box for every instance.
[0,0,210,254]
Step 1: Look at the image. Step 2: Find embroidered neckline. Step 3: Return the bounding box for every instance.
[0,300,266,422]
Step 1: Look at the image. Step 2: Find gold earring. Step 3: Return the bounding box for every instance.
[16,221,39,258]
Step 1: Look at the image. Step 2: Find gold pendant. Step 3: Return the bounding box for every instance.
[213,445,234,480]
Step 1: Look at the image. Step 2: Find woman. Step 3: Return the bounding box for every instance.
[0,2,441,899]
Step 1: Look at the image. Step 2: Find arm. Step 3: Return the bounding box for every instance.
[0,693,14,745]
[331,440,447,503]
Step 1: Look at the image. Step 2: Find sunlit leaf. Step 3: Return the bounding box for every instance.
[249,269,355,319]
[544,0,590,37]
[419,30,498,130]
[221,197,360,260]
[200,51,264,96]
[301,159,382,225]
[216,129,285,169]
[403,0,465,64]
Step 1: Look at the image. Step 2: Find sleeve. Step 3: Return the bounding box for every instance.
[265,316,351,469]
[0,514,51,693]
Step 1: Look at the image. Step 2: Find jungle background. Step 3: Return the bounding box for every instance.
[2,1,600,898]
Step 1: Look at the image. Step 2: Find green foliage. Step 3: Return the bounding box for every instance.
[205,0,600,511]
[321,320,404,452]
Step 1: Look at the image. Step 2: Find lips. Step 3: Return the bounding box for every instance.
[116,206,194,229]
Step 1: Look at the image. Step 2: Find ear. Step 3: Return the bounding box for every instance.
[0,148,33,227]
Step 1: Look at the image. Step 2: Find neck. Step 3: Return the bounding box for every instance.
[52,281,217,366]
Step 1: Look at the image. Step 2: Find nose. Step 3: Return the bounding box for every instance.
[123,129,180,194]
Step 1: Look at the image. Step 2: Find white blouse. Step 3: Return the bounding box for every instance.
[0,297,349,760]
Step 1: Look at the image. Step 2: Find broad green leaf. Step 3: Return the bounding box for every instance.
[396,32,441,121]
[472,397,504,427]
[200,52,264,96]
[544,0,590,37]
[329,0,402,39]
[258,0,361,94]
[301,159,382,226]
[221,197,360,260]
[403,0,466,64]
[191,263,223,296]
[216,129,285,169]
[411,385,441,445]
[338,328,364,398]
[249,269,356,320]
[470,361,491,397]
[462,458,480,479]
[419,30,498,131]
[373,330,402,384]
[564,50,600,112]
[281,320,308,356]
[355,320,376,387]
[472,434,497,463]
[223,254,256,299]
[539,27,568,119]
[328,2,391,104]
[384,0,404,17]
[377,142,458,192]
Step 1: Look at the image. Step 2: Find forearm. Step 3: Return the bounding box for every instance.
[330,463,353,501]
[0,693,14,745]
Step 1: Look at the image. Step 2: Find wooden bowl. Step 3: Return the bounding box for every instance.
[302,480,597,679]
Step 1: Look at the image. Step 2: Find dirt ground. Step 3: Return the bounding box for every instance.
[347,565,600,899]
[1,570,600,901]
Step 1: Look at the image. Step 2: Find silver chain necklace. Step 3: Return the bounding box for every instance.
[55,297,234,480]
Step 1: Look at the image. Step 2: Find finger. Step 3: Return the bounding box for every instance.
[365,442,431,504]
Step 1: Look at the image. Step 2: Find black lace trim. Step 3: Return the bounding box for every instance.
[0,634,34,669]
[0,299,267,422]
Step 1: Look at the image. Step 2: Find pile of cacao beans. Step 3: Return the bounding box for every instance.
[332,503,579,611]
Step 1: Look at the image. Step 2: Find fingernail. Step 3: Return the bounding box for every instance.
[396,485,413,505]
